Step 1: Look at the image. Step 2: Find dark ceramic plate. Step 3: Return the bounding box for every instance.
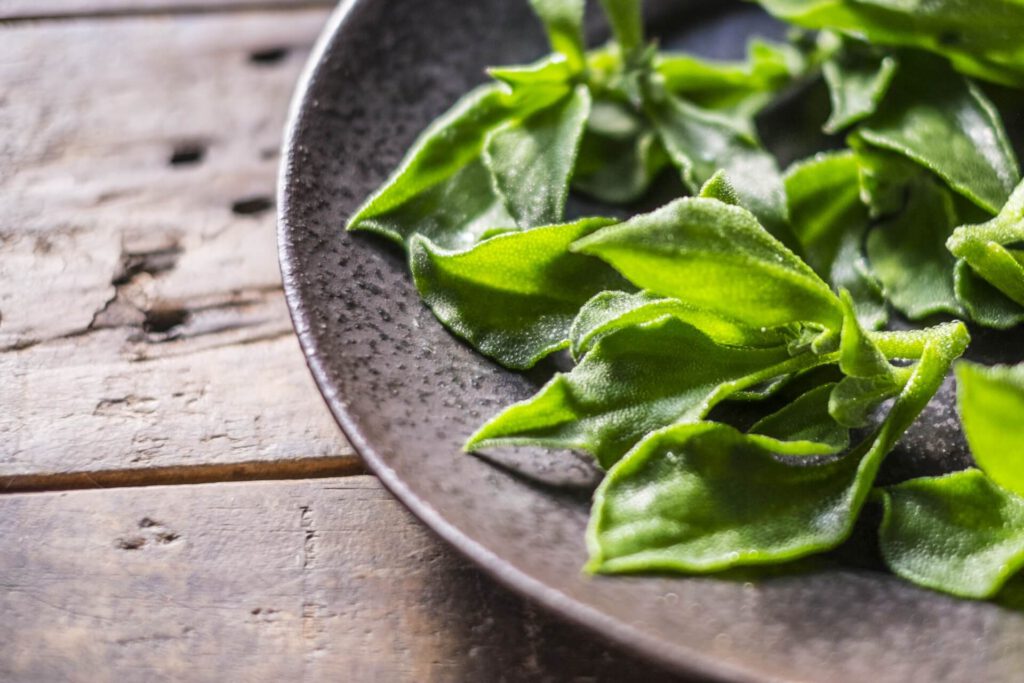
[278,1,1024,681]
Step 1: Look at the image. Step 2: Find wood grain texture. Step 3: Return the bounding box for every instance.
[0,9,356,484]
[0,477,685,682]
[0,0,334,21]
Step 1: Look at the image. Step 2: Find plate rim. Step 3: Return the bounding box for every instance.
[277,4,800,682]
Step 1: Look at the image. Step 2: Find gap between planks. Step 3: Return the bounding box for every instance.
[1,454,366,494]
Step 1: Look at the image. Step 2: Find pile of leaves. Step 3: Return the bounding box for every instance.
[347,0,1024,600]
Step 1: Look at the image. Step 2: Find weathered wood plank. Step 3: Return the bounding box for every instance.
[0,0,334,21]
[0,10,354,482]
[0,477,685,682]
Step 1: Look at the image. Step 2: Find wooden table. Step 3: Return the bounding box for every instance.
[0,2,687,680]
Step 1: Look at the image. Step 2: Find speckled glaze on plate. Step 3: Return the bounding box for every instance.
[278,1,1024,680]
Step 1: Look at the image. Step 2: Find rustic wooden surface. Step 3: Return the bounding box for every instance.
[0,4,686,681]
[1,477,683,682]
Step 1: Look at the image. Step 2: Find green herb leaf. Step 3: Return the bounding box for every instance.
[785,151,887,329]
[954,260,1024,330]
[753,0,1024,88]
[878,469,1024,599]
[466,316,830,468]
[571,97,669,204]
[528,0,587,73]
[598,0,644,57]
[956,361,1024,498]
[568,290,786,361]
[749,383,850,454]
[409,217,622,370]
[948,179,1024,308]
[587,320,968,573]
[822,40,898,133]
[645,93,795,245]
[347,84,516,249]
[485,85,592,228]
[572,197,842,333]
[857,53,1020,215]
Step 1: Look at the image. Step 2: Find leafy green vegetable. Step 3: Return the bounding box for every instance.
[409,217,623,370]
[597,0,644,57]
[957,362,1024,497]
[856,53,1019,215]
[588,319,968,573]
[753,0,1024,88]
[878,469,1024,599]
[568,290,784,361]
[528,0,587,73]
[749,383,849,454]
[954,260,1024,330]
[572,197,841,333]
[644,92,795,245]
[822,39,898,133]
[877,361,1024,598]
[948,179,1024,308]
[467,316,829,468]
[485,86,592,228]
[784,151,887,329]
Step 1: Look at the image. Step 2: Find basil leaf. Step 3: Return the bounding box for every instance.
[528,0,586,73]
[645,93,795,245]
[568,290,786,361]
[784,151,887,329]
[750,383,850,455]
[948,179,1024,308]
[863,158,964,319]
[822,42,898,133]
[857,53,1020,215]
[753,0,1024,88]
[409,217,622,370]
[954,260,1024,330]
[956,361,1024,498]
[598,0,643,57]
[878,469,1024,599]
[485,86,592,228]
[572,197,842,333]
[466,316,830,468]
[587,320,969,573]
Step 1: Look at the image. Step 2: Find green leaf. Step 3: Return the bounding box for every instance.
[597,0,644,56]
[645,93,796,245]
[571,97,669,204]
[587,320,969,573]
[485,86,592,228]
[572,197,842,333]
[948,179,1024,308]
[956,361,1024,498]
[863,160,964,319]
[838,290,889,378]
[466,316,831,468]
[878,469,1024,599]
[829,373,903,428]
[697,170,741,205]
[749,383,850,454]
[408,217,623,370]
[753,0,1024,88]
[822,42,898,133]
[528,0,587,73]
[347,84,517,249]
[784,151,887,329]
[954,260,1024,330]
[857,53,1020,215]
[568,290,787,361]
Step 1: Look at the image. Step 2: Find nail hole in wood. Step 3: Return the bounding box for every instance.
[249,47,289,65]
[169,143,205,166]
[231,196,274,216]
[143,307,190,334]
